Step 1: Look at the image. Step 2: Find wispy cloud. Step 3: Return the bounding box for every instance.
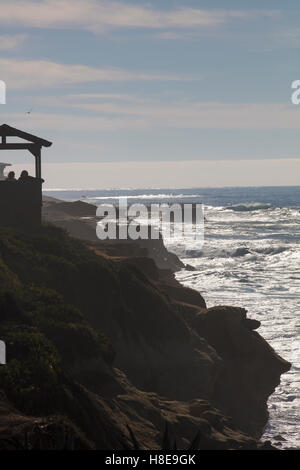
[37,94,300,130]
[0,0,278,32]
[0,58,191,89]
[4,112,147,132]
[0,34,28,50]
[4,98,300,131]
[154,31,195,41]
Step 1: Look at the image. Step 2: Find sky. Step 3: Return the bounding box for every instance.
[0,0,300,189]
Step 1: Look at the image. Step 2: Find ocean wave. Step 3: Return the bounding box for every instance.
[185,246,250,259]
[89,194,203,200]
[185,244,289,260]
[225,203,273,212]
[254,246,288,255]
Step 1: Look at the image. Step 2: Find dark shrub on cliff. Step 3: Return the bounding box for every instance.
[0,225,114,415]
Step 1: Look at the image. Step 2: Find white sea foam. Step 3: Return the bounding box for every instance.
[170,203,300,449]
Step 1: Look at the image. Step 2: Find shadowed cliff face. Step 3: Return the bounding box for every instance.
[191,306,291,437]
[0,224,291,449]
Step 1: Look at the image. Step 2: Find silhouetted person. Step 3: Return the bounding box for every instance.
[6,171,16,181]
[18,170,44,183]
[19,170,34,181]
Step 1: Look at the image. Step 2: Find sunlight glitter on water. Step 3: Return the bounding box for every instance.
[170,204,300,449]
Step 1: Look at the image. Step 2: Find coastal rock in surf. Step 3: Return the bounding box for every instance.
[233,247,250,257]
[193,306,291,437]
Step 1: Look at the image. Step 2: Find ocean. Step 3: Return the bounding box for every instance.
[44,186,300,449]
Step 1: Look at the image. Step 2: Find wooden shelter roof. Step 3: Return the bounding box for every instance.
[0,124,52,147]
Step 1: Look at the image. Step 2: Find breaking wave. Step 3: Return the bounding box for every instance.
[225,203,273,212]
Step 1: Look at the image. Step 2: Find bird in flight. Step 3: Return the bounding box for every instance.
[25,107,33,115]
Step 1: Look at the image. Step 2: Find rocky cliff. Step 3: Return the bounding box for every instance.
[0,216,291,450]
